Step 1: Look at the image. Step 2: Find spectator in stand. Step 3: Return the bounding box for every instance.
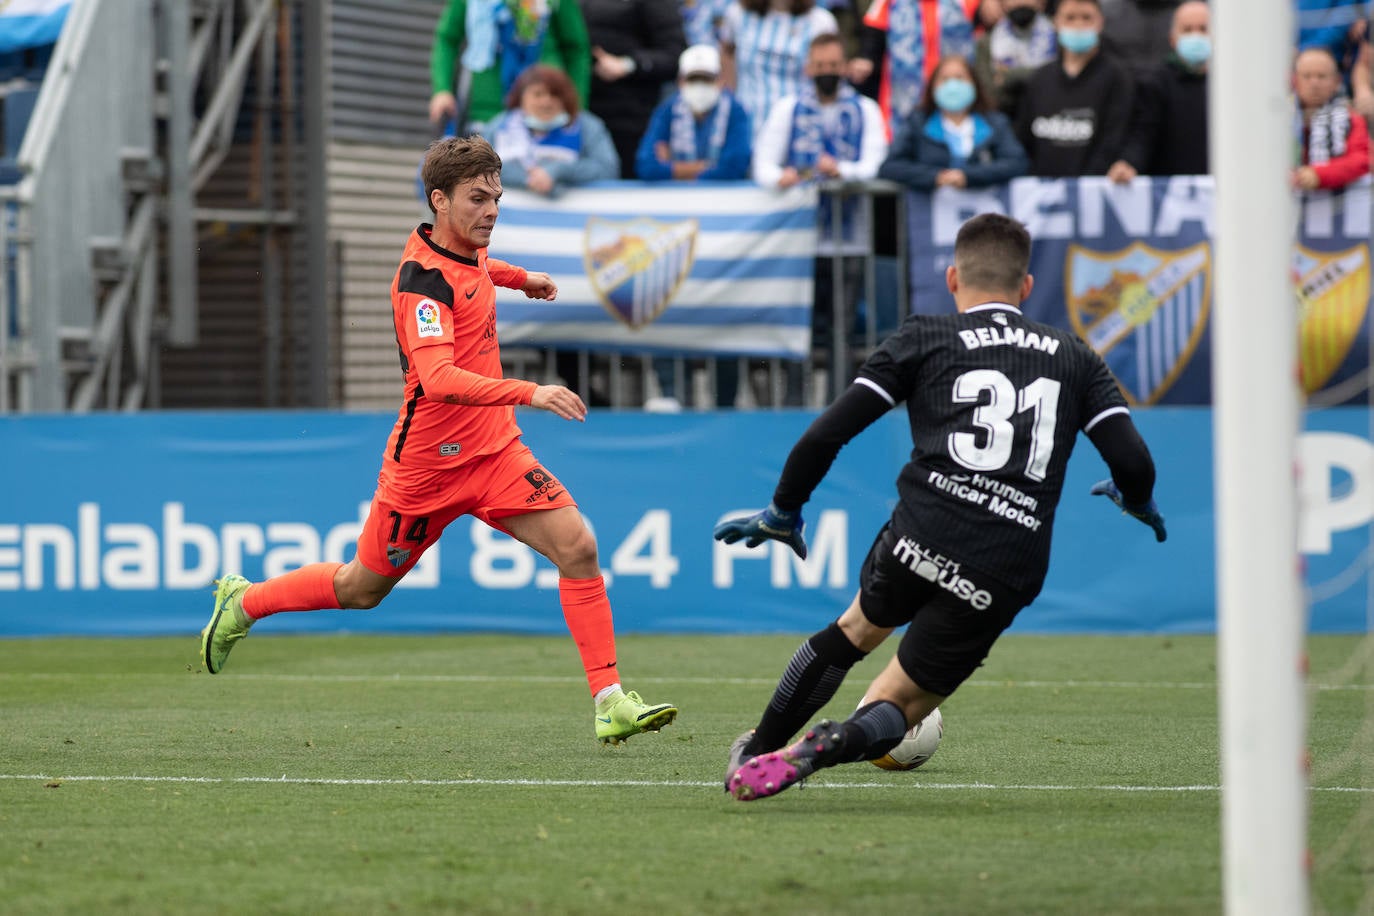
[578,0,686,178]
[681,0,733,46]
[848,0,977,142]
[1107,0,1209,183]
[753,32,888,404]
[721,0,840,140]
[1098,0,1181,79]
[481,64,620,404]
[972,0,1055,118]
[1296,0,1369,83]
[877,53,1029,190]
[974,0,1058,119]
[636,44,754,182]
[635,43,753,411]
[480,64,620,194]
[429,0,593,132]
[1014,0,1133,176]
[1292,46,1371,192]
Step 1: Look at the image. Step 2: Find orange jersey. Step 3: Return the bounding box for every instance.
[383,224,536,470]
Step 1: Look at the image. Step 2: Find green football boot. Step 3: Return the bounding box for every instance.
[200,574,254,674]
[594,689,678,745]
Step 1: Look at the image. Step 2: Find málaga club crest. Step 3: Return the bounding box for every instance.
[1065,241,1212,405]
[583,216,698,329]
[1293,242,1370,394]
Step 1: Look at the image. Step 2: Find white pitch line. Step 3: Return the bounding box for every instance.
[0,672,1369,690]
[0,773,1370,793]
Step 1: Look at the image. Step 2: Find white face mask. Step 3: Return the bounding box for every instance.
[680,83,721,114]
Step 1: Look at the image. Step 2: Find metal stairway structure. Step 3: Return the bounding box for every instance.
[0,0,329,413]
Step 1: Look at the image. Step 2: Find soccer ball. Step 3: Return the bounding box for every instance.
[870,706,944,771]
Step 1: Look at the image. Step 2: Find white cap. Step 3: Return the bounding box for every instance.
[678,44,721,78]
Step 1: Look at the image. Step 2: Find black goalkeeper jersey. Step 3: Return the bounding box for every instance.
[850,302,1128,594]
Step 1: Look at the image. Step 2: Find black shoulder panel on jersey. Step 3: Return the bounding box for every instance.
[397,261,454,306]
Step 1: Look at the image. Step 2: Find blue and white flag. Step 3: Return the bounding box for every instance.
[493,181,818,358]
[0,0,70,54]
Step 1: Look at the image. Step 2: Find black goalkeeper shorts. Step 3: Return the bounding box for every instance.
[858,523,1032,697]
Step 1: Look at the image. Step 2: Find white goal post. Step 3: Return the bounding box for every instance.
[1210,1,1309,913]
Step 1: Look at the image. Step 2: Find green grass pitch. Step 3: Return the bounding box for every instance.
[0,632,1369,915]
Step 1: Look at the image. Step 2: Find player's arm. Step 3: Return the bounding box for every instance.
[486,258,528,290]
[411,344,538,406]
[714,381,893,558]
[1085,411,1166,542]
[488,258,557,300]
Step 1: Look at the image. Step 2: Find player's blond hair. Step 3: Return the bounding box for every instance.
[421,135,503,214]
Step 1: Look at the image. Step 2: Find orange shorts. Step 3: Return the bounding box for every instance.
[355,438,578,577]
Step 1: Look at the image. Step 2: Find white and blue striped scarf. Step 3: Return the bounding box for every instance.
[886,0,974,141]
[669,91,734,164]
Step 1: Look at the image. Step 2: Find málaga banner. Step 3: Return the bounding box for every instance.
[907,175,1373,405]
[491,182,818,358]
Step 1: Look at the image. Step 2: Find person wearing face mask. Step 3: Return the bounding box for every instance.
[848,0,977,143]
[754,33,889,405]
[635,44,753,411]
[1107,0,1210,184]
[483,64,621,406]
[635,44,753,183]
[1013,0,1133,177]
[753,33,888,190]
[482,63,620,196]
[974,0,1058,119]
[877,54,1028,190]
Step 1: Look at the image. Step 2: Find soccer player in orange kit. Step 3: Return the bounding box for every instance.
[200,135,677,745]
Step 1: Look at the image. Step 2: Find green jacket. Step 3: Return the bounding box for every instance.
[430,0,592,128]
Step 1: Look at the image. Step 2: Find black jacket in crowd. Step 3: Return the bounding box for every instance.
[1118,54,1209,176]
[578,0,685,178]
[1014,50,1135,177]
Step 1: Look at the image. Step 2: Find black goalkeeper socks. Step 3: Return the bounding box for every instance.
[751,621,867,752]
[838,700,909,763]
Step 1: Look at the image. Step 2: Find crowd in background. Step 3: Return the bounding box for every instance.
[421,0,1374,408]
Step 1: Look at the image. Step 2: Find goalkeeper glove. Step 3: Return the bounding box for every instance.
[1090,479,1167,543]
[713,502,808,559]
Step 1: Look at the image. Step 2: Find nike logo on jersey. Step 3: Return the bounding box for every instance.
[958,326,1060,355]
[465,286,478,299]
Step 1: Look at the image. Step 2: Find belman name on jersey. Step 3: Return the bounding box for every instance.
[957,325,1062,354]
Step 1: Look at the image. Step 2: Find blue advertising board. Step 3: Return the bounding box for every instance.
[2,409,1370,636]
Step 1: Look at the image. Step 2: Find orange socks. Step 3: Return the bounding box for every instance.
[558,576,619,696]
[241,562,344,620]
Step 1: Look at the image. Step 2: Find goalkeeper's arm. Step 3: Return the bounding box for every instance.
[1085,412,1156,508]
[771,381,893,511]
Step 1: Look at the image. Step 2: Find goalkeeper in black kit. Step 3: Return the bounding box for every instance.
[716,212,1166,802]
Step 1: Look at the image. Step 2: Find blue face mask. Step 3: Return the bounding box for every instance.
[933,78,976,114]
[523,111,570,132]
[1175,33,1212,67]
[1057,27,1099,54]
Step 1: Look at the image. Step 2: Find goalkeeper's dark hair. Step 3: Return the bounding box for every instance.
[953,213,1031,294]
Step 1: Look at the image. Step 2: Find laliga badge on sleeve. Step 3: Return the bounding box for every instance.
[415,298,444,338]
